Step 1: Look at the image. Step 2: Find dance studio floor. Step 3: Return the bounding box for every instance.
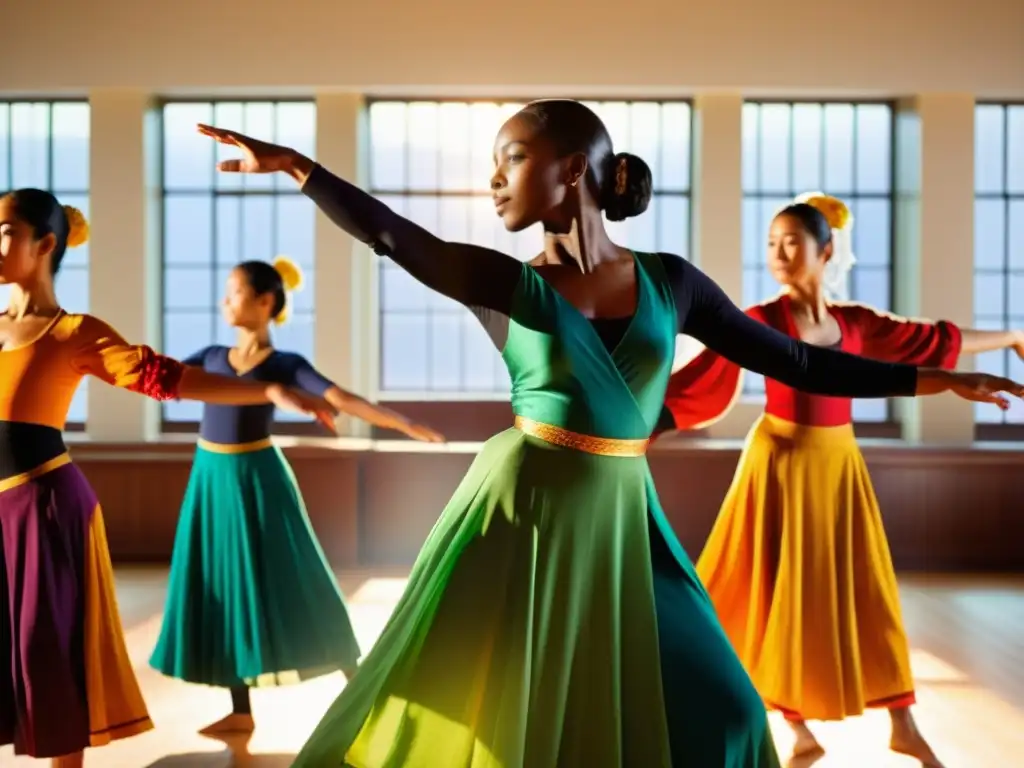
[3,570,1022,767]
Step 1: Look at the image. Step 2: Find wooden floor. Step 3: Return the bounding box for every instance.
[3,571,1022,767]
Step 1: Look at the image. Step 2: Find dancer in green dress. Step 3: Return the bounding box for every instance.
[197,101,1022,768]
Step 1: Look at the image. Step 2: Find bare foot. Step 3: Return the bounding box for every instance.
[51,752,84,768]
[199,712,255,736]
[787,719,825,761]
[890,707,945,768]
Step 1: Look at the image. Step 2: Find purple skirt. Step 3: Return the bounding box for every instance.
[0,459,151,757]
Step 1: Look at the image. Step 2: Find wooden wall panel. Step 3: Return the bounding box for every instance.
[72,441,1024,573]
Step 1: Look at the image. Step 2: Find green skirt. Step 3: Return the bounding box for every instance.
[150,443,361,687]
[294,428,779,768]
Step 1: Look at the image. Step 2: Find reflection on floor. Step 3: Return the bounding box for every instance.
[2,570,1022,767]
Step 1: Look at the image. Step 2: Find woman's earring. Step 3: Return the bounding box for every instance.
[570,177,579,188]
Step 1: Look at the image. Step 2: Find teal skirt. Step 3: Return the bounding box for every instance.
[150,443,361,688]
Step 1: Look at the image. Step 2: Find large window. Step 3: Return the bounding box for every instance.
[741,101,895,422]
[160,101,317,426]
[370,99,692,397]
[974,103,1024,429]
[0,101,90,427]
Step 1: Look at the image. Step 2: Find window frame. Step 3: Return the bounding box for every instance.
[973,101,1024,442]
[0,97,91,432]
[157,97,323,437]
[740,98,900,440]
[367,95,695,403]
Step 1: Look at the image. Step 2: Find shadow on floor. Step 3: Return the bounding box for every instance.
[146,732,295,767]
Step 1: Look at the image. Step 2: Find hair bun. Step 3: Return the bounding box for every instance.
[272,255,304,292]
[601,152,653,222]
[63,205,90,248]
[794,192,852,231]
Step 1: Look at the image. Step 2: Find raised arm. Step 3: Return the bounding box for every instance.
[197,125,523,315]
[660,255,918,398]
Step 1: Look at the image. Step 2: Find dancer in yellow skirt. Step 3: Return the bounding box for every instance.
[0,189,335,767]
[658,193,1024,767]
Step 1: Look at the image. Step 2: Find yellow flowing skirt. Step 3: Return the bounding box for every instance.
[696,414,915,722]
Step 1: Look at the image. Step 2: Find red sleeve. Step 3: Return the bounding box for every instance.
[71,315,186,400]
[838,304,962,369]
[662,305,768,430]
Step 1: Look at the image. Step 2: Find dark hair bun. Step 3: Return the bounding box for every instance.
[601,152,653,222]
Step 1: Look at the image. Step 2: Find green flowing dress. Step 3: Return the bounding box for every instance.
[294,253,780,768]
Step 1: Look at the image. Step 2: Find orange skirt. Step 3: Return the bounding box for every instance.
[696,414,915,721]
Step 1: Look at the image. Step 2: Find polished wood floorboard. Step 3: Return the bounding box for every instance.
[2,570,1021,766]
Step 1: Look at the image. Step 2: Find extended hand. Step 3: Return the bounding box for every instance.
[1012,331,1024,361]
[946,372,1024,411]
[403,422,446,443]
[197,124,298,175]
[266,384,339,433]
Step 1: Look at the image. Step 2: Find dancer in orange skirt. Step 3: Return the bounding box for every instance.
[0,189,335,767]
[658,193,1024,767]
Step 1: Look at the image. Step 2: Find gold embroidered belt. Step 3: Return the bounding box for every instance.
[0,452,72,493]
[197,437,274,454]
[514,416,649,457]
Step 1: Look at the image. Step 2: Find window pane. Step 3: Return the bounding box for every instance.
[163,103,214,191]
[1006,106,1024,194]
[161,102,317,424]
[855,105,892,194]
[0,100,91,424]
[56,267,90,314]
[165,194,213,266]
[51,102,90,192]
[10,102,49,188]
[741,100,894,416]
[275,195,316,268]
[851,198,890,267]
[823,104,855,194]
[974,198,1007,271]
[791,104,823,192]
[371,99,692,396]
[758,105,791,193]
[165,311,216,362]
[973,104,1024,425]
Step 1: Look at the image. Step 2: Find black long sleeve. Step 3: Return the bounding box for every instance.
[659,254,919,398]
[302,164,521,314]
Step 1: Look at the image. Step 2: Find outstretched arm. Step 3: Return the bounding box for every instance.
[661,255,919,398]
[69,316,337,424]
[298,162,521,313]
[195,125,523,315]
[291,356,444,442]
[959,328,1024,355]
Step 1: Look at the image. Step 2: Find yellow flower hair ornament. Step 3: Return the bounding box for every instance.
[795,192,852,231]
[273,255,304,292]
[63,205,90,248]
[271,256,303,326]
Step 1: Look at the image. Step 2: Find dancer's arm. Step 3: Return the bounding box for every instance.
[196,125,522,315]
[659,255,1024,405]
[841,304,1022,364]
[68,315,337,424]
[290,355,444,442]
[658,255,917,397]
